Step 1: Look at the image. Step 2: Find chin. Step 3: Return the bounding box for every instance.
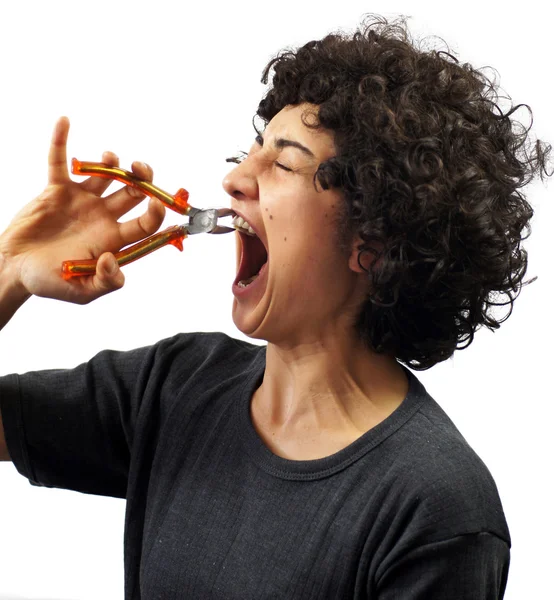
[231,297,272,344]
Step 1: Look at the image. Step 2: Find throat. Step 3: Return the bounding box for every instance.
[249,359,409,460]
[250,402,368,461]
[236,231,268,284]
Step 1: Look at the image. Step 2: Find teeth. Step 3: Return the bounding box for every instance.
[238,274,259,287]
[232,215,257,237]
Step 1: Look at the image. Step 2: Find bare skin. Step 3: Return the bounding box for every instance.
[0,117,165,327]
[0,110,408,463]
[250,345,408,461]
[223,104,408,460]
[0,117,165,461]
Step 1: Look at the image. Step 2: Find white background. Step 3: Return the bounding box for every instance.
[0,1,552,598]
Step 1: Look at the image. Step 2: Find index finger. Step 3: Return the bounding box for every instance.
[48,117,70,184]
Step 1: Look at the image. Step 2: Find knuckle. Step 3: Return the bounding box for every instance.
[128,186,144,198]
[142,217,156,236]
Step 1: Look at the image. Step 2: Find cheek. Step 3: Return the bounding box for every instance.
[269,218,340,280]
[263,189,343,267]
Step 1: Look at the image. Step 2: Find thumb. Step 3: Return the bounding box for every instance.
[93,253,125,294]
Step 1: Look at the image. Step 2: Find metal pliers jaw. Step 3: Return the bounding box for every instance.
[61,160,235,279]
[186,207,235,235]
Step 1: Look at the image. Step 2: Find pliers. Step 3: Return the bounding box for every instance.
[61,159,235,279]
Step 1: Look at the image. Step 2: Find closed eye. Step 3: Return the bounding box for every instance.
[225,134,295,171]
[275,162,293,172]
[255,134,293,172]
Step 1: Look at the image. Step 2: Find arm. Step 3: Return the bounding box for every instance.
[0,251,30,332]
[0,405,9,461]
[375,532,510,599]
[0,255,28,460]
[0,116,165,462]
[0,343,161,495]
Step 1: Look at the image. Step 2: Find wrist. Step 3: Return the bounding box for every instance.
[0,251,31,329]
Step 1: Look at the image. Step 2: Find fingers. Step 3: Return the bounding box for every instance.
[124,160,155,200]
[80,151,120,195]
[104,160,155,216]
[118,197,166,246]
[81,156,153,202]
[89,252,125,296]
[131,160,153,183]
[48,117,70,185]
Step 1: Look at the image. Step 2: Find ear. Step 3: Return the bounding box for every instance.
[348,235,385,273]
[348,236,373,273]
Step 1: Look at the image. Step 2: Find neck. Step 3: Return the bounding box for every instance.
[251,331,409,454]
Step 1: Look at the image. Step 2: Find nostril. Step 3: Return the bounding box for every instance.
[222,167,258,201]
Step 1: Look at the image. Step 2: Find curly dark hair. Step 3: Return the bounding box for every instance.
[254,14,552,370]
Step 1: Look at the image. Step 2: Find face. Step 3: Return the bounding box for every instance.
[222,103,367,346]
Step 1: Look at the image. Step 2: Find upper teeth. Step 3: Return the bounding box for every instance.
[232,216,256,236]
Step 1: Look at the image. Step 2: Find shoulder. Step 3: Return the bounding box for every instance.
[147,331,264,372]
[93,332,264,402]
[375,373,511,547]
[130,332,266,411]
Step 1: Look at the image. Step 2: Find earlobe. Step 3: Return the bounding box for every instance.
[348,237,372,273]
[348,236,386,274]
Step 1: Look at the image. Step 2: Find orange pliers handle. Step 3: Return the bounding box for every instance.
[61,225,188,279]
[71,158,191,214]
[62,159,191,279]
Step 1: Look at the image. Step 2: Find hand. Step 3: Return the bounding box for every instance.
[0,117,166,304]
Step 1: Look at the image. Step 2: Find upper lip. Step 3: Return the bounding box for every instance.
[231,208,267,251]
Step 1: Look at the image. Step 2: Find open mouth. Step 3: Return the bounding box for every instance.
[232,216,268,288]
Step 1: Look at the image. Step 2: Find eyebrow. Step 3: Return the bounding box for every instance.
[257,133,316,160]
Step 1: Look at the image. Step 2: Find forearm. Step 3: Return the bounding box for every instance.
[0,252,30,331]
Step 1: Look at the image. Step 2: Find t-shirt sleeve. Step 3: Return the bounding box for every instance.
[0,332,219,498]
[375,531,510,599]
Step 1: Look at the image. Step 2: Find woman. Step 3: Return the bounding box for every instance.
[0,16,550,599]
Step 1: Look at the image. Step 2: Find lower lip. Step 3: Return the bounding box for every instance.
[232,261,269,299]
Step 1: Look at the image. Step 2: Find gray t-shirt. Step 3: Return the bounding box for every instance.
[0,332,510,599]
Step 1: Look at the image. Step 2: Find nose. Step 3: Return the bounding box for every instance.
[222,158,259,202]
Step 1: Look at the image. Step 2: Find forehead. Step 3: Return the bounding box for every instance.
[265,103,336,161]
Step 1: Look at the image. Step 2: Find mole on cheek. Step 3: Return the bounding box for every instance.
[284,237,287,241]
[269,215,273,220]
